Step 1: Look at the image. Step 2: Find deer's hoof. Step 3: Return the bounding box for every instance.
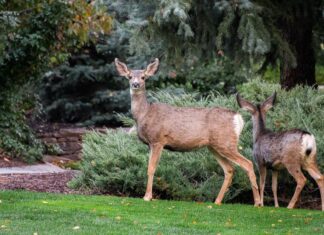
[214,200,222,206]
[254,202,262,207]
[143,195,152,201]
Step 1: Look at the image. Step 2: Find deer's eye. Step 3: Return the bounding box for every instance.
[141,76,145,80]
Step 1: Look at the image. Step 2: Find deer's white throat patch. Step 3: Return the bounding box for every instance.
[233,114,244,138]
[130,88,144,95]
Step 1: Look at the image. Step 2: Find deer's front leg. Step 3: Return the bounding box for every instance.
[259,166,267,206]
[143,144,163,201]
[272,170,279,207]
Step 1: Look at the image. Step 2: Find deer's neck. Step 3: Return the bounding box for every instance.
[252,115,268,143]
[130,89,150,121]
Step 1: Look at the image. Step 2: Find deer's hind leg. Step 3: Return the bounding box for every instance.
[216,147,261,206]
[286,164,306,209]
[304,164,324,211]
[209,148,234,205]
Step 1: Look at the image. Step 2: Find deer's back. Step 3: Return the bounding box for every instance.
[254,129,316,169]
[136,103,240,151]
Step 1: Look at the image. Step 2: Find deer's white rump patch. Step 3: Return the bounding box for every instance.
[301,134,316,157]
[233,114,244,138]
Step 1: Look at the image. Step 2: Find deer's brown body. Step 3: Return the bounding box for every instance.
[135,101,238,152]
[115,58,261,206]
[237,93,324,210]
[253,129,313,170]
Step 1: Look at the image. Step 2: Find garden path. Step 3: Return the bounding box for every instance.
[0,163,66,174]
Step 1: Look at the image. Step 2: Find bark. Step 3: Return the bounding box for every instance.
[279,3,317,90]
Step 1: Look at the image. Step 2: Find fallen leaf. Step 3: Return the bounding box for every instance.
[4,157,10,162]
[207,205,213,209]
[304,217,313,224]
[42,201,48,204]
[278,219,283,223]
[73,226,80,230]
[115,216,121,220]
[271,224,275,227]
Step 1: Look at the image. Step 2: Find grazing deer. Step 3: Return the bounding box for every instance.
[237,92,324,210]
[115,58,261,206]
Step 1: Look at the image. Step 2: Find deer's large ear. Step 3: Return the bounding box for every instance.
[236,93,257,113]
[115,58,130,77]
[261,92,276,112]
[144,58,159,77]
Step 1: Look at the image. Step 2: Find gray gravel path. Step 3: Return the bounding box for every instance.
[0,163,66,174]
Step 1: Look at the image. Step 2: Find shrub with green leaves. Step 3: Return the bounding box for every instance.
[71,80,324,203]
[70,130,248,202]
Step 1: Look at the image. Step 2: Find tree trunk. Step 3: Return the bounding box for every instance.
[279,3,317,90]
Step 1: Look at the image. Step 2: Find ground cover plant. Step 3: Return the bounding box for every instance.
[0,190,324,235]
[71,80,324,206]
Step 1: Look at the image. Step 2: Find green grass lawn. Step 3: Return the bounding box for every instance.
[0,191,323,235]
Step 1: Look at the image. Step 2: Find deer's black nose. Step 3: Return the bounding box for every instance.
[132,82,140,88]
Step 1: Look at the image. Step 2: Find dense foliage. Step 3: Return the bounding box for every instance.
[71,80,324,203]
[0,0,111,161]
[123,0,323,89]
[38,0,148,126]
[38,0,324,128]
[39,0,250,126]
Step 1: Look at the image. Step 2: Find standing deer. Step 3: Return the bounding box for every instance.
[237,92,324,210]
[115,58,261,206]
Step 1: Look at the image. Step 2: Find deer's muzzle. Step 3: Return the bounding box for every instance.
[132,82,140,89]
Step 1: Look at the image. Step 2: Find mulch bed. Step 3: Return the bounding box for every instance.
[0,156,81,194]
[0,171,80,194]
[0,158,31,168]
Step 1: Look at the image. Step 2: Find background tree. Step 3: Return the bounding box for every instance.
[39,0,251,126]
[0,0,111,161]
[256,0,323,89]
[39,0,138,126]
[129,0,323,90]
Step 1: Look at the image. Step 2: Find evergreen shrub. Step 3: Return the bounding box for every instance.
[71,80,324,202]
